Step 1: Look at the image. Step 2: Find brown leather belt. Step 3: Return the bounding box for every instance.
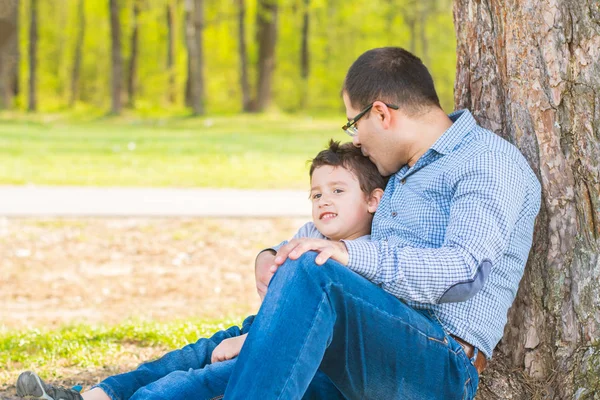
[451,335,487,375]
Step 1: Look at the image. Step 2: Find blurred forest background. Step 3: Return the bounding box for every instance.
[0,0,456,116]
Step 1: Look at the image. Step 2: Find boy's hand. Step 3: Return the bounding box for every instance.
[270,238,349,273]
[255,250,276,299]
[211,334,247,363]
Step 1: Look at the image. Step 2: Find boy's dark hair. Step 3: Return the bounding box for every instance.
[310,140,389,194]
[343,47,440,115]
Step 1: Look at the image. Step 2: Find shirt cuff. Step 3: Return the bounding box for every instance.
[342,239,380,282]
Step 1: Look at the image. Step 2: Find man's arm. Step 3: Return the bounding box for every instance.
[344,151,532,304]
[274,152,536,304]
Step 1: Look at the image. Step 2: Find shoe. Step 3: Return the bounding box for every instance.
[16,371,83,400]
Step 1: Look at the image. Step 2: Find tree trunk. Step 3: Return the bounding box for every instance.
[237,0,251,112]
[166,0,175,104]
[249,0,278,112]
[109,0,123,115]
[0,0,19,110]
[193,0,204,113]
[70,0,85,107]
[453,0,600,398]
[28,0,38,112]
[184,0,203,115]
[299,0,309,109]
[127,0,140,108]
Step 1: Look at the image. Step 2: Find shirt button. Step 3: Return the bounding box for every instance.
[391,212,397,217]
[401,178,406,185]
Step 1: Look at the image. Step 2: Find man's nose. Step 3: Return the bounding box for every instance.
[352,135,361,147]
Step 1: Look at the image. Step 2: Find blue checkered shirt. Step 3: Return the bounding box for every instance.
[343,110,541,358]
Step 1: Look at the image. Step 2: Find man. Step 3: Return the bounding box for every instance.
[224,47,541,399]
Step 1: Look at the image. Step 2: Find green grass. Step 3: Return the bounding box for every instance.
[0,318,242,384]
[0,112,348,189]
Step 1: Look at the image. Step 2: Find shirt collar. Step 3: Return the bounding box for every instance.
[429,109,476,155]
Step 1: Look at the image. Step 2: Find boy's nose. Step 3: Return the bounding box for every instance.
[318,196,331,206]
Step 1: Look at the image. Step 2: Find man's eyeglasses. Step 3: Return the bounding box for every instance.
[342,102,399,137]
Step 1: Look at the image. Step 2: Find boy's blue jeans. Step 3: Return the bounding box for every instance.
[93,314,344,399]
[224,252,480,399]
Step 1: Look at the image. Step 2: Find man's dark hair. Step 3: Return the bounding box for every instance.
[310,140,389,194]
[343,47,440,115]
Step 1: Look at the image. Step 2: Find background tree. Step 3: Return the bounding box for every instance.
[249,0,278,112]
[109,0,123,114]
[454,0,600,398]
[299,0,309,109]
[237,0,250,112]
[184,0,204,115]
[70,0,85,107]
[28,0,38,111]
[0,0,19,110]
[166,0,176,104]
[127,0,141,108]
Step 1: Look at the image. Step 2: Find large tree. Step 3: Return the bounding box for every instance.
[453,0,600,398]
[0,0,19,110]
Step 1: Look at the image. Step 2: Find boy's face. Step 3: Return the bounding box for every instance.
[310,165,380,241]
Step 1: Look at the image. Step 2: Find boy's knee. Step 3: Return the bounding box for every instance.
[272,251,337,289]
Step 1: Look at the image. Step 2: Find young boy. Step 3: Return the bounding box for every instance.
[17,140,387,400]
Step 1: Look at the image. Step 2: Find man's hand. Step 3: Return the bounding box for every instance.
[269,238,349,273]
[211,334,247,363]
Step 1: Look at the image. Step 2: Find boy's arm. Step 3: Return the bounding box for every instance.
[211,333,248,363]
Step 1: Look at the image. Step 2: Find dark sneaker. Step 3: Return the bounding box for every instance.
[16,371,83,400]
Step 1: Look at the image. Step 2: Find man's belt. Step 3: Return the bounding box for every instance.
[451,335,487,375]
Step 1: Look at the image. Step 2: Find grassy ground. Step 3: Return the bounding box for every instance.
[0,112,348,189]
[0,319,242,398]
[0,217,304,398]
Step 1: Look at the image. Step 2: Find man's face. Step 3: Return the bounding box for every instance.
[310,165,375,242]
[342,92,405,176]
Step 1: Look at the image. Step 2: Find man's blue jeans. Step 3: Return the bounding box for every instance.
[224,252,480,399]
[93,315,344,399]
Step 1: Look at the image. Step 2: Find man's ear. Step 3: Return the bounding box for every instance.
[367,188,384,213]
[372,101,393,129]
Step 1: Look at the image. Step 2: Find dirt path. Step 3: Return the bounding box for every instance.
[0,217,306,398]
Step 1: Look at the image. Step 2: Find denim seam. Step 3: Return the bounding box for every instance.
[276,289,329,400]
[209,396,224,400]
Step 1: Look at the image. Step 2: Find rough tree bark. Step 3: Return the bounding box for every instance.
[249,0,278,112]
[0,0,19,110]
[237,0,251,112]
[127,0,140,108]
[28,0,38,112]
[109,0,123,114]
[70,0,85,107]
[184,0,204,115]
[454,0,600,398]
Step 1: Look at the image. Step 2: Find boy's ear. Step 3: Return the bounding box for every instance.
[367,188,384,213]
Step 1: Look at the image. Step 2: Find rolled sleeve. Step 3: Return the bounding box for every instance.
[342,238,380,282]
